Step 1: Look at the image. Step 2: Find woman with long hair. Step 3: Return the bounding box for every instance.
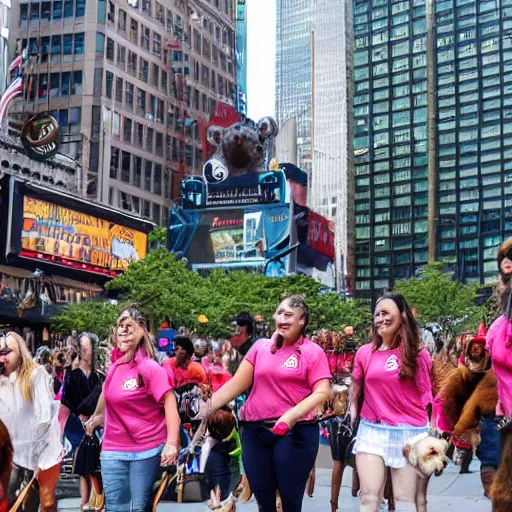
[60,333,105,511]
[85,308,180,512]
[349,292,433,512]
[194,295,332,512]
[0,332,63,512]
[486,238,512,511]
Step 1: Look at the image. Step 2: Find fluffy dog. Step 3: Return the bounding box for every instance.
[403,435,449,478]
[0,419,13,510]
[490,432,512,512]
[207,487,236,512]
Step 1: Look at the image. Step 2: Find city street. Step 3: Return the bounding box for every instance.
[57,446,492,512]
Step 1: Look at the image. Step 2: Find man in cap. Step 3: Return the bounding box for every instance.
[228,312,255,375]
[163,335,208,388]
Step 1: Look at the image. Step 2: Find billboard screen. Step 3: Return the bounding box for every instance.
[20,196,147,273]
[235,0,247,115]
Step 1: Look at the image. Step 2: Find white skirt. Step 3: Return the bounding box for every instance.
[353,419,428,468]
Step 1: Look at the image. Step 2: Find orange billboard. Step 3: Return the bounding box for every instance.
[21,196,147,273]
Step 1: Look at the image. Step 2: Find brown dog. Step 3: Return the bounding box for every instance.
[491,432,512,512]
[0,419,13,509]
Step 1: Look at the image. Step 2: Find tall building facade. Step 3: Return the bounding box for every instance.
[0,0,10,93]
[8,0,238,225]
[353,0,430,300]
[310,0,355,291]
[434,0,512,285]
[275,0,312,175]
[354,0,512,300]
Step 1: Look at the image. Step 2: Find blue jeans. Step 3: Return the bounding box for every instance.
[477,417,501,471]
[241,423,319,512]
[101,448,162,512]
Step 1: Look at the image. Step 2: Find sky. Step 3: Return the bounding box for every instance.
[246,0,276,121]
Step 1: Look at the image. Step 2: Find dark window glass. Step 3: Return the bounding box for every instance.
[110,148,119,178]
[121,151,131,182]
[144,161,152,191]
[134,157,142,187]
[105,71,113,98]
[64,0,73,18]
[154,164,162,194]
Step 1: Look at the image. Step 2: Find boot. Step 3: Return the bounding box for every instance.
[459,449,473,474]
[481,470,496,498]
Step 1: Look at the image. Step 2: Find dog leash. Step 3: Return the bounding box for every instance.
[9,474,37,512]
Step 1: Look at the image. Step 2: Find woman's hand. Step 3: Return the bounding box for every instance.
[160,441,179,467]
[274,410,297,432]
[350,403,358,427]
[84,415,102,436]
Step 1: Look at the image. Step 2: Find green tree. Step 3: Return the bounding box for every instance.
[148,227,167,250]
[52,249,372,341]
[51,301,120,340]
[394,262,480,338]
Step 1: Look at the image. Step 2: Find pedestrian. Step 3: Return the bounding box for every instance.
[85,307,180,512]
[0,332,63,512]
[349,291,433,512]
[60,333,105,511]
[228,312,255,374]
[163,335,208,388]
[486,238,512,511]
[195,295,332,512]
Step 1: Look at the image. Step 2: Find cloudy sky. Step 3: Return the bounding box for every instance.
[246,0,276,121]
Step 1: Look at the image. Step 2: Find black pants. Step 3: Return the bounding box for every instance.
[241,423,319,512]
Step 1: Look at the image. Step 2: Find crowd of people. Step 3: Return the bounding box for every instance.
[0,239,511,512]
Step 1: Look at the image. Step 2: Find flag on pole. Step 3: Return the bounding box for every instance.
[8,55,22,72]
[0,76,23,124]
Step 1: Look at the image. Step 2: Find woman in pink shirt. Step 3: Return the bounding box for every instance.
[85,308,180,512]
[195,295,331,512]
[350,292,433,512]
[485,239,512,510]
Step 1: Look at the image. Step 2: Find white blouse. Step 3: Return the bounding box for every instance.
[0,365,63,471]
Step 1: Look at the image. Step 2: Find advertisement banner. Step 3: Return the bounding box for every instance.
[21,196,147,273]
[307,210,335,259]
[235,0,247,115]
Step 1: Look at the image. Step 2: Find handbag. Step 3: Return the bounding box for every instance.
[73,431,101,475]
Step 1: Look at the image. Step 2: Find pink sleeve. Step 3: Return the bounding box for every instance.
[307,348,332,388]
[497,399,506,417]
[351,345,367,386]
[139,359,174,403]
[245,339,265,366]
[416,348,433,407]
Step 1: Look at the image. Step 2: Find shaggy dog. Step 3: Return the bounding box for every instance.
[0,419,13,512]
[490,432,512,512]
[403,435,449,478]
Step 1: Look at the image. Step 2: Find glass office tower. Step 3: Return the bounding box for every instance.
[435,0,512,284]
[353,0,429,300]
[275,0,313,174]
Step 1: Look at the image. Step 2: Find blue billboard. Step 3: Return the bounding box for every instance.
[235,0,247,115]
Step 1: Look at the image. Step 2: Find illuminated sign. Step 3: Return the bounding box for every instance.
[20,113,62,162]
[20,196,147,274]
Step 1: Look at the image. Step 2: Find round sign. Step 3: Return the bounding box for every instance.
[20,113,62,162]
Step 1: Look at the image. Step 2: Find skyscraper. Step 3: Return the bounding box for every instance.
[310,0,354,291]
[7,0,238,225]
[434,0,512,285]
[0,0,10,94]
[353,0,430,300]
[354,0,512,300]
[275,0,312,174]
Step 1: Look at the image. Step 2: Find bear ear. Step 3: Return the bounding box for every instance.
[257,116,279,142]
[207,125,224,147]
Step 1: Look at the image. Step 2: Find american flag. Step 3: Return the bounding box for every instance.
[8,55,22,72]
[0,76,23,124]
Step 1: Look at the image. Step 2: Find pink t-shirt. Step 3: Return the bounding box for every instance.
[486,315,512,417]
[103,353,174,452]
[352,343,432,427]
[240,337,331,422]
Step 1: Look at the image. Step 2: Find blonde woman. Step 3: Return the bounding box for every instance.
[0,332,63,512]
[85,308,180,512]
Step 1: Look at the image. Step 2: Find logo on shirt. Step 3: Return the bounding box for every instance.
[384,355,399,372]
[283,354,299,369]
[122,378,138,390]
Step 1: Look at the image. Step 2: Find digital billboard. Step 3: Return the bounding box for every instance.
[20,196,147,273]
[235,0,247,115]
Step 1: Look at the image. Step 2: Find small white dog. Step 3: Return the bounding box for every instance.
[403,433,449,478]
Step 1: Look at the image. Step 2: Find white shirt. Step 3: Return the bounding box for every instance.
[0,365,63,471]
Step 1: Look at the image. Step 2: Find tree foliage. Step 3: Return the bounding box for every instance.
[394,262,480,337]
[52,250,372,342]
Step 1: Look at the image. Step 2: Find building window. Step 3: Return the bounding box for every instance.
[130,19,138,45]
[123,118,132,142]
[144,161,152,191]
[142,26,150,50]
[146,127,154,151]
[140,59,148,82]
[153,33,161,57]
[118,9,126,31]
[115,77,123,103]
[105,71,113,98]
[134,156,142,187]
[110,148,119,178]
[152,64,159,87]
[106,38,114,60]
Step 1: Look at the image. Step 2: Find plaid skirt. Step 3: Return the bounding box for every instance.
[353,418,429,468]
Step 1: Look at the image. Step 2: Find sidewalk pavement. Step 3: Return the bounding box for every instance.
[58,457,492,512]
